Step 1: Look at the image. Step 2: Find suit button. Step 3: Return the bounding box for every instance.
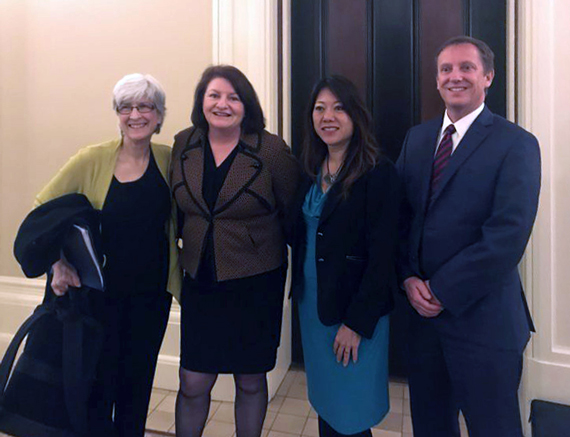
[317,232,323,236]
[318,258,324,262]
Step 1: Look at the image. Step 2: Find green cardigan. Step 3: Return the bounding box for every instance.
[35,138,182,301]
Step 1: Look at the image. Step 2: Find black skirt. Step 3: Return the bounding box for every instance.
[180,265,287,374]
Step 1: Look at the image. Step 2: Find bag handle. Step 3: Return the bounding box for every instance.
[0,304,51,402]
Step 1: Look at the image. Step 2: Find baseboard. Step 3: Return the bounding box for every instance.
[525,357,570,404]
[522,356,570,435]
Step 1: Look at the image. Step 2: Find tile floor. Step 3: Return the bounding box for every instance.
[0,367,468,437]
[144,367,469,437]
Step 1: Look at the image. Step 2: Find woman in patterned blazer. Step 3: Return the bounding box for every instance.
[171,65,301,437]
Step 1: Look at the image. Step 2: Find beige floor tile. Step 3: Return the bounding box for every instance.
[371,429,402,437]
[308,407,317,418]
[404,385,410,400]
[146,409,175,432]
[294,371,307,386]
[153,387,173,395]
[389,395,404,414]
[268,431,300,437]
[276,370,299,396]
[148,390,168,412]
[202,420,235,437]
[168,422,176,434]
[287,383,309,400]
[403,398,411,416]
[263,410,278,429]
[388,381,405,399]
[271,412,307,434]
[402,414,413,434]
[211,402,235,423]
[302,417,319,437]
[374,411,403,433]
[403,434,413,437]
[208,400,222,419]
[279,397,311,417]
[156,393,177,413]
[268,394,286,412]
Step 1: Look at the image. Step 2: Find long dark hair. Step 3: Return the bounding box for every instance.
[301,75,380,198]
[191,65,265,134]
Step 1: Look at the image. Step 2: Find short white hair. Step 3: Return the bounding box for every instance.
[112,73,166,133]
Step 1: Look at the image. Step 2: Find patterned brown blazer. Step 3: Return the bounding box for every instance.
[170,127,301,281]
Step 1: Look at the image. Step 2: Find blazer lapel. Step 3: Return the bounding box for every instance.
[319,182,342,224]
[180,143,208,215]
[430,107,493,204]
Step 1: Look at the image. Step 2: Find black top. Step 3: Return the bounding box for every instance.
[101,152,171,295]
[196,141,238,283]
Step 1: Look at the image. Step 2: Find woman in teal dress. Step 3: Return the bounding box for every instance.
[290,76,401,436]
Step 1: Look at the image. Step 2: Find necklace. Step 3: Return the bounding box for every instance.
[323,155,342,185]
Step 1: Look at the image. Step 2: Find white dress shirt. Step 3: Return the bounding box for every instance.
[435,103,485,155]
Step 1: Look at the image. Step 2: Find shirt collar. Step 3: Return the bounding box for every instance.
[441,102,485,141]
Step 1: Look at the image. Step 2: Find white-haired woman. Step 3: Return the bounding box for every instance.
[35,73,181,437]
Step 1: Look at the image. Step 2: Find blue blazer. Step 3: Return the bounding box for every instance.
[397,106,541,353]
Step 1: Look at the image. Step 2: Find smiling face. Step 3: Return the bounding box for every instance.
[312,88,354,151]
[436,43,494,122]
[117,100,161,146]
[202,77,245,135]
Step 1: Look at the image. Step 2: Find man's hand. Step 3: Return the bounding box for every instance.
[403,276,443,318]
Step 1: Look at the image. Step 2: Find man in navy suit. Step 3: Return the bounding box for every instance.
[397,36,541,437]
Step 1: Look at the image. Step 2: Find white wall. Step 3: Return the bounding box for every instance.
[517,0,570,434]
[0,0,212,277]
[0,0,292,401]
[0,0,213,390]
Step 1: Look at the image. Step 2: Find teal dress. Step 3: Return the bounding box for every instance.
[299,180,390,434]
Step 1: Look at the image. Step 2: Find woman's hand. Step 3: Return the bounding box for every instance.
[51,258,81,296]
[333,324,361,367]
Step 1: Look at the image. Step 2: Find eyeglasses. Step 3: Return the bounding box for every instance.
[117,103,156,115]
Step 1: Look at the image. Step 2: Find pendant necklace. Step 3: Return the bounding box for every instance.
[323,154,343,185]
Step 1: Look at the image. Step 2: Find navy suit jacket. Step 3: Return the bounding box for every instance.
[397,106,541,353]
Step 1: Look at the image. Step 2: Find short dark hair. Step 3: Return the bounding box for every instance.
[301,75,379,199]
[436,35,495,74]
[191,65,265,134]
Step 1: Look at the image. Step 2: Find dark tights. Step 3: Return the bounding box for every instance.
[175,368,268,437]
[318,416,372,437]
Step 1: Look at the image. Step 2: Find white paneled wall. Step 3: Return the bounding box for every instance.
[517,0,570,434]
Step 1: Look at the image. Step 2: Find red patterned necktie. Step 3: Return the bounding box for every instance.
[430,124,456,196]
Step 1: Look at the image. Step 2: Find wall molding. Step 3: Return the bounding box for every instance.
[517,0,570,434]
[212,0,280,134]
